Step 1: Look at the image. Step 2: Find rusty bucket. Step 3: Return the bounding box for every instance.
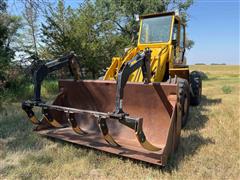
[28,80,180,166]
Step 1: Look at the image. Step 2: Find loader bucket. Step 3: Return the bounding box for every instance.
[34,80,180,166]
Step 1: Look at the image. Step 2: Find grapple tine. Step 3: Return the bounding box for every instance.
[118,116,161,151]
[136,135,161,151]
[67,113,87,135]
[22,102,40,125]
[98,117,120,147]
[42,108,63,128]
[135,118,161,151]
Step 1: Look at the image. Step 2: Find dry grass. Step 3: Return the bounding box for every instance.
[0,65,239,179]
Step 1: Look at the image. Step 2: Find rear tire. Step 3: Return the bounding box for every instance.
[178,78,190,128]
[190,71,202,106]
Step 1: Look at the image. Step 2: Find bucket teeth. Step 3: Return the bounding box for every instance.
[98,117,120,147]
[68,113,87,135]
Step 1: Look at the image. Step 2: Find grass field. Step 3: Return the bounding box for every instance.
[0,65,239,179]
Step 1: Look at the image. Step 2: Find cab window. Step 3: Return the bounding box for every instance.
[140,16,172,43]
[180,25,185,48]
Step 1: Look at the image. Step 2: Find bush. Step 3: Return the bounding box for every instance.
[42,80,59,97]
[0,73,33,102]
[222,85,232,94]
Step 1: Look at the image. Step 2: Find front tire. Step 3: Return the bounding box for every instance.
[178,78,190,128]
[190,71,202,106]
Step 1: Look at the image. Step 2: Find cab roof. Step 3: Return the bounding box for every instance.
[140,12,175,19]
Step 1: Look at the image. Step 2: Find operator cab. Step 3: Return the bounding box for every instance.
[138,12,186,65]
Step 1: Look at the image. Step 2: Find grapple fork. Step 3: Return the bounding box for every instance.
[97,116,120,147]
[22,51,181,166]
[67,112,87,135]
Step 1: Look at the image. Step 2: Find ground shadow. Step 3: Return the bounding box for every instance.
[160,95,221,171]
[184,95,222,131]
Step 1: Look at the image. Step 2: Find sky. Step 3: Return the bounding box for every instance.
[7,0,240,65]
[186,0,239,65]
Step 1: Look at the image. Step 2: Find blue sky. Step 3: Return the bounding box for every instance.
[8,0,239,64]
[186,0,239,65]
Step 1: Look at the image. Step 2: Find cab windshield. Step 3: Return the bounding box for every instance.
[140,16,172,44]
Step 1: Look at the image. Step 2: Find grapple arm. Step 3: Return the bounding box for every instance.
[33,52,80,102]
[114,48,151,115]
[110,48,161,151]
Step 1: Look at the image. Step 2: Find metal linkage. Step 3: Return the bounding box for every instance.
[113,48,152,116]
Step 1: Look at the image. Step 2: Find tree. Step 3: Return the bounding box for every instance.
[40,0,194,79]
[22,0,39,58]
[68,1,128,78]
[41,0,125,78]
[95,0,193,45]
[41,0,72,58]
[0,0,22,80]
[18,0,48,61]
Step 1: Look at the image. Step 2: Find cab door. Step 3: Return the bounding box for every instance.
[179,24,186,64]
[172,19,186,65]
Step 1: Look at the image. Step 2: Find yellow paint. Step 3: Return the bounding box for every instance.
[104,13,189,82]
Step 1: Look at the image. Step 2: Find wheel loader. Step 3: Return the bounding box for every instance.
[22,12,202,166]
